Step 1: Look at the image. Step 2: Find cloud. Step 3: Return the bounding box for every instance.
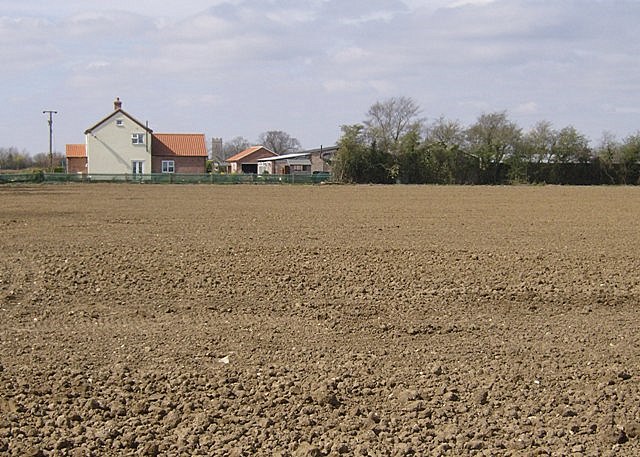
[609,106,640,116]
[61,10,158,37]
[265,8,317,25]
[339,9,400,25]
[322,79,395,94]
[514,102,539,115]
[329,47,371,64]
[0,17,59,73]
[2,0,640,154]
[85,61,111,70]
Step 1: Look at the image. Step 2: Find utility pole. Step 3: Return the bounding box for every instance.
[43,110,58,170]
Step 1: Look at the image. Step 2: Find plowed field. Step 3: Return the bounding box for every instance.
[1,184,640,456]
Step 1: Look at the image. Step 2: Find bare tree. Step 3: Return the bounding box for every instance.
[32,152,64,169]
[257,131,301,155]
[364,96,423,156]
[0,147,32,170]
[425,116,465,148]
[222,136,251,159]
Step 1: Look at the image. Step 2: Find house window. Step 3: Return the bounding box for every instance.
[131,133,145,144]
[162,160,175,173]
[291,164,311,173]
[116,119,124,127]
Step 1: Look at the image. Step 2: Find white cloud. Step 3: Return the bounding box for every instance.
[62,10,157,36]
[449,0,496,7]
[0,17,59,73]
[330,47,371,64]
[605,105,640,116]
[265,8,317,25]
[2,0,640,153]
[339,9,399,25]
[514,102,539,115]
[322,79,364,93]
[85,61,111,70]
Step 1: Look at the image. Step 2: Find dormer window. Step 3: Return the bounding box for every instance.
[116,119,124,127]
[131,133,145,144]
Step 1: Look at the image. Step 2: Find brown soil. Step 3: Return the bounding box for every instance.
[1,184,639,456]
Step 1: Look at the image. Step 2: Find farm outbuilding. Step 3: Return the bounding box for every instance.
[304,145,337,174]
[253,146,337,175]
[257,152,312,175]
[65,144,87,174]
[225,146,278,174]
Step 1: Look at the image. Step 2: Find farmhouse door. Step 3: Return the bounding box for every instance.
[132,160,144,175]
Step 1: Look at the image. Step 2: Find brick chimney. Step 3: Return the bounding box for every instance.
[114,97,122,110]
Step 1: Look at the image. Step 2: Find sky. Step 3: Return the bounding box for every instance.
[1,0,639,155]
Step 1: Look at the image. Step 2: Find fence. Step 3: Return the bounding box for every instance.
[0,172,333,185]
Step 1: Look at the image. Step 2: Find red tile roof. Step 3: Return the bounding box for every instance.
[66,144,86,158]
[226,146,277,162]
[152,133,208,157]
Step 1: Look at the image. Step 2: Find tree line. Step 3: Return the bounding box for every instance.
[332,97,640,185]
[0,147,65,171]
[3,98,638,184]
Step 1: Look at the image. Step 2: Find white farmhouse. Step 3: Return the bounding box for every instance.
[84,98,153,175]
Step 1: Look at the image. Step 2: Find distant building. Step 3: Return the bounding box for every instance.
[226,145,337,175]
[210,137,223,161]
[226,146,278,174]
[257,152,312,175]
[256,146,337,175]
[304,145,337,174]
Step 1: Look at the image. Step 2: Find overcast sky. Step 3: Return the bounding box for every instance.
[2,0,639,155]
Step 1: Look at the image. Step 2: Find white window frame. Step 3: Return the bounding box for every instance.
[132,160,144,175]
[161,160,175,174]
[131,133,145,145]
[116,119,124,127]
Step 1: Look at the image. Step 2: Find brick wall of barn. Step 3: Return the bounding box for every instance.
[67,157,87,174]
[152,156,206,174]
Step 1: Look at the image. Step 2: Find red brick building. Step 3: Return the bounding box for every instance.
[151,133,208,174]
[65,144,87,173]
